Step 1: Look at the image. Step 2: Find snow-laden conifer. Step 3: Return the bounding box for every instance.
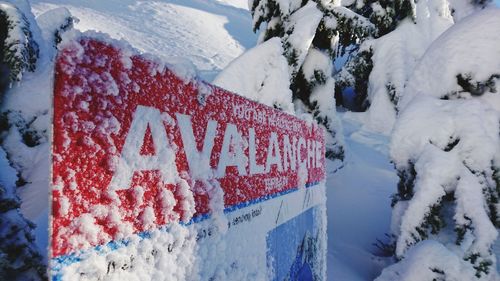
[0,148,45,281]
[0,1,39,89]
[379,9,500,280]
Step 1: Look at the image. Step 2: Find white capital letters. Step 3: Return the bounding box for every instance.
[265,132,283,173]
[217,123,247,177]
[315,141,322,169]
[297,137,307,170]
[307,140,316,168]
[176,113,217,178]
[283,135,296,171]
[109,105,175,191]
[249,128,264,175]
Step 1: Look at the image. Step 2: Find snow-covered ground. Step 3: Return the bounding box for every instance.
[326,113,398,280]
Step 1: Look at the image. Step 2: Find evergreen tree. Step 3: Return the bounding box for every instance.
[337,0,493,112]
[0,3,48,280]
[249,0,385,160]
[332,0,417,111]
[1,2,75,156]
[248,0,423,156]
[0,2,76,279]
[379,8,500,280]
[0,2,39,88]
[0,178,46,280]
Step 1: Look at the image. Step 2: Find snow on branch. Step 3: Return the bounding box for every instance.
[0,2,39,84]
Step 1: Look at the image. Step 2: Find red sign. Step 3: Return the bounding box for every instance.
[51,38,325,258]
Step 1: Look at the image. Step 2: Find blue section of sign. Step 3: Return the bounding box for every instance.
[267,206,321,281]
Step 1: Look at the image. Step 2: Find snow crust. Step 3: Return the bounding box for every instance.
[326,115,398,281]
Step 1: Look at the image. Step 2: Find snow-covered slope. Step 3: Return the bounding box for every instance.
[31,0,257,81]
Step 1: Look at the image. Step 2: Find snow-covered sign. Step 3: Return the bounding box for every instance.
[49,37,327,280]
